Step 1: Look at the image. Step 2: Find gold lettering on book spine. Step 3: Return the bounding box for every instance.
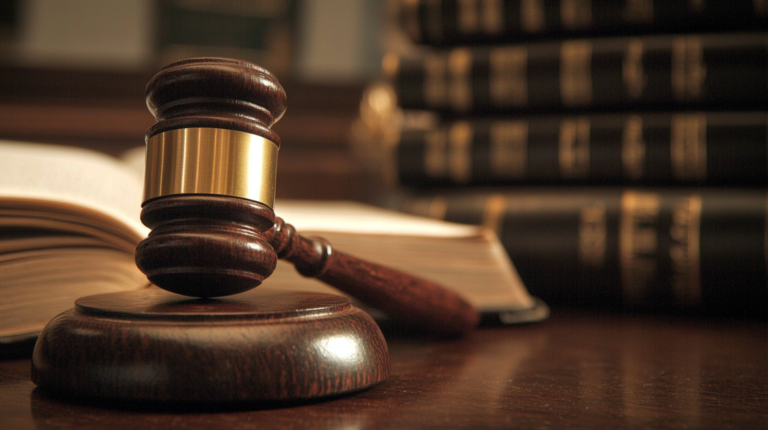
[669,194,702,307]
[579,202,607,268]
[448,122,473,183]
[622,115,646,180]
[482,194,507,234]
[620,191,660,305]
[424,128,449,178]
[144,127,278,207]
[458,0,480,34]
[561,41,593,106]
[561,0,593,29]
[671,114,707,181]
[672,37,706,101]
[449,48,473,112]
[521,0,545,33]
[490,121,528,179]
[559,117,590,178]
[482,0,503,34]
[623,39,646,99]
[623,0,653,22]
[490,47,528,107]
[424,53,448,109]
[426,0,444,42]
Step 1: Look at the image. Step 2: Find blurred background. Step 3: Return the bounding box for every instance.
[0,0,390,200]
[2,0,767,315]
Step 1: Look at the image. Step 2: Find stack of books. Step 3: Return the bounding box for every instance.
[356,0,768,315]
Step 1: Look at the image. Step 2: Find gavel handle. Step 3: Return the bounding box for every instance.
[267,217,479,337]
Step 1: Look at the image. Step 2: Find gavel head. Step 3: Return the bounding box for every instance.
[135,58,287,297]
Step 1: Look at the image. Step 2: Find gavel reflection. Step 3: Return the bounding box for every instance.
[135,57,478,337]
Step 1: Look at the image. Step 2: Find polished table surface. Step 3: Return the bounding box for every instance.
[1,310,766,430]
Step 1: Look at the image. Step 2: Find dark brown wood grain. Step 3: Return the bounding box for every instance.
[144,57,287,145]
[31,288,389,402]
[136,196,278,297]
[136,57,479,335]
[268,217,480,337]
[6,311,767,428]
[136,194,479,336]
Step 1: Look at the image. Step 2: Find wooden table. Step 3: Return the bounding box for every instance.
[1,310,766,429]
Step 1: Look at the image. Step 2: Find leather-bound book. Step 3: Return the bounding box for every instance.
[400,188,768,316]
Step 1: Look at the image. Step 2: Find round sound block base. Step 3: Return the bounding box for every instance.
[32,288,390,403]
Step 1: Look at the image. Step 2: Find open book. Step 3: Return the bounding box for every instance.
[0,141,547,343]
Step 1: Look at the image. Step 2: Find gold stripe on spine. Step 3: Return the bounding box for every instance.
[560,41,593,106]
[144,128,278,207]
[671,113,707,181]
[672,36,706,101]
[448,121,472,183]
[559,117,590,178]
[623,39,645,99]
[490,47,528,108]
[521,0,545,33]
[490,120,528,178]
[620,191,660,306]
[458,0,480,34]
[669,194,702,307]
[482,0,503,34]
[424,53,448,109]
[459,0,502,36]
[578,201,607,268]
[622,115,646,180]
[561,0,593,29]
[449,48,473,112]
[482,194,507,234]
[424,129,448,178]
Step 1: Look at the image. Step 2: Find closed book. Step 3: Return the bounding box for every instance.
[398,0,768,46]
[396,112,768,187]
[399,188,768,315]
[387,32,768,114]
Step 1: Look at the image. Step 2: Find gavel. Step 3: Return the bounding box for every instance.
[31,58,478,403]
[136,57,478,335]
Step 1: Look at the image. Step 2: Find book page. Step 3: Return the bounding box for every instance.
[0,141,147,240]
[274,200,480,238]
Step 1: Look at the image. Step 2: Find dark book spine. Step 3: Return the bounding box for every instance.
[388,33,768,114]
[397,112,768,187]
[400,189,768,315]
[399,0,768,46]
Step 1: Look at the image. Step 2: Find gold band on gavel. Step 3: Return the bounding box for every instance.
[143,128,279,208]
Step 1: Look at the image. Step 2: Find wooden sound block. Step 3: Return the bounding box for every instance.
[31,288,390,403]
